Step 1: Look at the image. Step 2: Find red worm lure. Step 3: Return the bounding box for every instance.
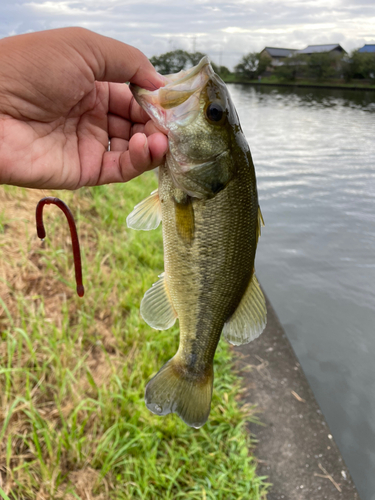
[35,197,84,297]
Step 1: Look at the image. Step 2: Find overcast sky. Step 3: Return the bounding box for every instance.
[1,0,374,69]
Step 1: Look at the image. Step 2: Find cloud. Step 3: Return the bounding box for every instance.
[0,0,374,68]
[222,27,253,34]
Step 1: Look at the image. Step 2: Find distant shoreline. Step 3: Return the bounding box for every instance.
[222,78,375,92]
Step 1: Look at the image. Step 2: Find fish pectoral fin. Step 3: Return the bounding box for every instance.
[126,190,162,231]
[140,272,178,330]
[223,273,267,346]
[145,356,213,428]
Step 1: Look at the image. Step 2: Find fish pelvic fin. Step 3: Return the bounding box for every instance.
[140,272,178,330]
[145,356,213,429]
[223,273,267,346]
[126,190,161,231]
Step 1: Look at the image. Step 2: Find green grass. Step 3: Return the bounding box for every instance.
[0,178,268,499]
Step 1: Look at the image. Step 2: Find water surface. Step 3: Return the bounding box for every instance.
[228,84,375,500]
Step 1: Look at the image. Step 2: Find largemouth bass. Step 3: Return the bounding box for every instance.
[127,57,266,428]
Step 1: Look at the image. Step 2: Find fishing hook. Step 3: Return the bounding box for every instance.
[35,197,84,297]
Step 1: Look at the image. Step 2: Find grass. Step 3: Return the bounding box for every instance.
[0,177,268,499]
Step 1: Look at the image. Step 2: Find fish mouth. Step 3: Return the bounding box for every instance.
[130,57,213,132]
[161,56,211,86]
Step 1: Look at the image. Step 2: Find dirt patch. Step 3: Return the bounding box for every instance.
[0,187,123,497]
[0,188,71,324]
[58,468,108,500]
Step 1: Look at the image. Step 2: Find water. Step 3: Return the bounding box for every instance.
[228,84,375,499]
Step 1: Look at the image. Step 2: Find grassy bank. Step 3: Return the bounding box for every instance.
[222,74,375,90]
[0,178,268,499]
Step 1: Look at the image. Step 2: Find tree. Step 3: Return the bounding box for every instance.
[150,50,191,74]
[211,62,232,79]
[257,55,269,77]
[307,53,337,80]
[274,54,307,81]
[359,52,375,80]
[150,50,212,75]
[188,51,207,66]
[342,50,375,81]
[235,52,268,80]
[149,50,234,79]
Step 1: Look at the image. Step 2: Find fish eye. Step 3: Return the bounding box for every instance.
[205,102,225,123]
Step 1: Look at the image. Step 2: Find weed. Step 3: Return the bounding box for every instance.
[0,179,268,499]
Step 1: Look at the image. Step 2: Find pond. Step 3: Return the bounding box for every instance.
[228,83,375,500]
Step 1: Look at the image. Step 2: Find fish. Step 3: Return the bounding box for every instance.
[127,57,266,428]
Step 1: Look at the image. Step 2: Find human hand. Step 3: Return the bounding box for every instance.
[0,28,168,190]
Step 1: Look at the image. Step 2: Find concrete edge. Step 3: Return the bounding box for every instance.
[233,294,360,500]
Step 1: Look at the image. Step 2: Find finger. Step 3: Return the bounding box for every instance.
[131,123,146,136]
[83,29,165,90]
[124,132,168,177]
[97,132,168,185]
[107,90,167,138]
[128,133,151,172]
[108,83,149,123]
[110,138,129,151]
[144,120,165,137]
[147,133,169,162]
[108,113,132,140]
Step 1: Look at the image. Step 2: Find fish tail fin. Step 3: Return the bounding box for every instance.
[145,356,213,428]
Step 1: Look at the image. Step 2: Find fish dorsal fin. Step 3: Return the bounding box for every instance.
[126,190,162,231]
[256,206,265,243]
[140,272,178,330]
[223,274,267,346]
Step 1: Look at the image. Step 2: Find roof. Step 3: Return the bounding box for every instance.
[261,47,298,58]
[297,44,346,54]
[358,44,375,53]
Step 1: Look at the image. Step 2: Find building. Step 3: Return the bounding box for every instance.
[259,47,298,67]
[358,44,375,53]
[296,44,346,55]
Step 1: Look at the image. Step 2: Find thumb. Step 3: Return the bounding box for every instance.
[77,28,164,90]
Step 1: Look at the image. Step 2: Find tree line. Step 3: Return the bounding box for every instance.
[149,50,232,79]
[150,49,375,83]
[272,51,375,82]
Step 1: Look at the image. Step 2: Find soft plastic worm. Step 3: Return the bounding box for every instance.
[35,197,85,297]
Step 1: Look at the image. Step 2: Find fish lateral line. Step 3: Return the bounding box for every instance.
[35,197,84,298]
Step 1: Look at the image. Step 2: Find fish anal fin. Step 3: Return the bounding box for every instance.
[126,190,162,231]
[223,273,267,346]
[140,272,178,330]
[145,356,213,428]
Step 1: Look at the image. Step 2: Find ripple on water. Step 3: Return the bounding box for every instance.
[227,84,375,500]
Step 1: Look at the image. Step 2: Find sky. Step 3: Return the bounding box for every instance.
[1,0,375,69]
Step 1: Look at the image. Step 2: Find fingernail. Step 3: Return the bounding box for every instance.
[156,72,166,87]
